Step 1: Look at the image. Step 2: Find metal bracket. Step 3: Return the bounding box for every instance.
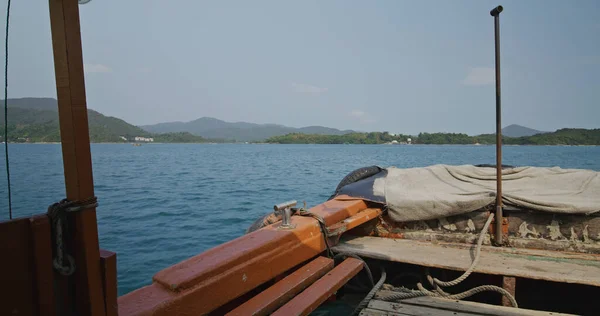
[274,200,297,230]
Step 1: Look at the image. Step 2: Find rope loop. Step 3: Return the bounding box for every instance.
[53,254,75,276]
[47,196,98,276]
[376,212,519,308]
[296,208,334,258]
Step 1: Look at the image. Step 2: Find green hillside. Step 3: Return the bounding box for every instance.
[266,129,600,145]
[503,128,600,145]
[2,98,597,145]
[0,98,208,143]
[266,132,412,144]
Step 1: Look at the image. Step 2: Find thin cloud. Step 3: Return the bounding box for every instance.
[138,67,152,73]
[578,56,600,65]
[462,67,494,86]
[348,109,376,124]
[291,82,328,95]
[84,63,112,74]
[349,110,366,118]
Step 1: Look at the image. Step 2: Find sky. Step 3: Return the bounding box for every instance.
[1,0,599,135]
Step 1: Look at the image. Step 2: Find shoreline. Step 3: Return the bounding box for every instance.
[4,142,599,146]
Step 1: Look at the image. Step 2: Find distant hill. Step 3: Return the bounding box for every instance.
[141,117,354,142]
[504,128,600,145]
[266,129,600,145]
[3,98,595,145]
[2,97,59,111]
[501,124,548,137]
[0,98,208,143]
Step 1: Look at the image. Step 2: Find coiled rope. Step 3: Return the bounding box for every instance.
[47,197,98,276]
[3,0,12,218]
[376,213,518,308]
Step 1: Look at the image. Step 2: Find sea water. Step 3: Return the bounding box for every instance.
[1,143,599,295]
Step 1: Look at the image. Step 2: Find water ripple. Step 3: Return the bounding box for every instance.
[1,143,599,295]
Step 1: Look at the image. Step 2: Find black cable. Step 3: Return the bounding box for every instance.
[3,0,12,219]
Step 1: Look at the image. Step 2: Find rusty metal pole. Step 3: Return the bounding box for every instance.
[490,5,504,245]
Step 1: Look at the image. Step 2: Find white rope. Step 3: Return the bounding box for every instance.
[431,213,494,287]
[377,213,519,308]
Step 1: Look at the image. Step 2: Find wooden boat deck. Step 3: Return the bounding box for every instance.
[333,236,600,287]
[360,295,574,316]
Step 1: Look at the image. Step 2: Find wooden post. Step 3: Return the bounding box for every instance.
[48,0,106,315]
[501,276,516,307]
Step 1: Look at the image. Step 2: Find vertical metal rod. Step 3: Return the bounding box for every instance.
[282,207,291,227]
[490,5,503,245]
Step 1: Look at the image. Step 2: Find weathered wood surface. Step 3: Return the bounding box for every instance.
[333,236,600,287]
[388,230,600,254]
[360,295,574,316]
[375,211,600,254]
[509,212,600,242]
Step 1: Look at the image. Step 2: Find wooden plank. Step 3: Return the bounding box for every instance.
[0,218,35,316]
[100,250,118,316]
[366,299,481,316]
[327,208,382,236]
[48,0,106,315]
[333,236,600,287]
[272,257,364,316]
[30,215,56,316]
[227,256,333,316]
[434,237,600,261]
[362,297,574,316]
[397,296,574,316]
[359,308,392,316]
[360,307,413,316]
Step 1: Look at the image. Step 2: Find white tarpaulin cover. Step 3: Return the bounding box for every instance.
[372,165,600,222]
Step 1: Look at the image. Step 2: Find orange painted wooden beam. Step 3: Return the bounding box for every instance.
[311,196,368,226]
[120,216,324,315]
[327,208,382,237]
[227,256,334,316]
[271,257,364,316]
[118,198,372,315]
[48,0,106,315]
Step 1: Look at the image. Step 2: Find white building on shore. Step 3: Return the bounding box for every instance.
[134,136,154,142]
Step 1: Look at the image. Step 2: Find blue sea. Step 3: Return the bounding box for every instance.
[1,144,599,295]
